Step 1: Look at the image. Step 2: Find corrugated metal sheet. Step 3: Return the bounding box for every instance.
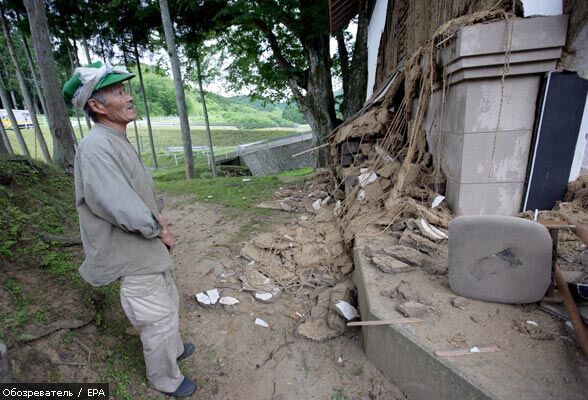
[329,0,360,32]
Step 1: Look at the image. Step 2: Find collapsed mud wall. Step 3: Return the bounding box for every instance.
[374,0,498,92]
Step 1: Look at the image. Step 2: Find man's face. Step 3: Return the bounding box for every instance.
[90,83,137,125]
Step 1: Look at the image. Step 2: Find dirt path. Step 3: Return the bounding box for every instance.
[162,195,405,400]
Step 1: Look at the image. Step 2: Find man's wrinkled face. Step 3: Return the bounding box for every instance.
[88,83,137,125]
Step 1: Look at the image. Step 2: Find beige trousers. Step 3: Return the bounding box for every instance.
[120,270,185,393]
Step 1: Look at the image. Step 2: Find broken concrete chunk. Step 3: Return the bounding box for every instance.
[384,245,429,266]
[206,289,220,305]
[396,281,419,302]
[399,230,438,254]
[377,162,400,179]
[358,171,378,188]
[451,296,470,310]
[255,291,281,303]
[255,318,269,327]
[431,195,445,209]
[396,301,430,318]
[219,296,240,306]
[372,253,414,274]
[334,301,360,321]
[195,292,212,306]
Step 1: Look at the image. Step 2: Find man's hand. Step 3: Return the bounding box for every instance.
[157,213,175,254]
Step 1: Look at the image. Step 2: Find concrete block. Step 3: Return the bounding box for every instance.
[448,215,552,303]
[440,132,464,182]
[448,15,568,59]
[463,76,540,133]
[459,130,532,183]
[446,179,525,216]
[444,48,564,77]
[353,237,494,400]
[446,60,557,85]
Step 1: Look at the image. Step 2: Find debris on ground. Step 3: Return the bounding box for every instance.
[254,318,269,327]
[219,296,239,306]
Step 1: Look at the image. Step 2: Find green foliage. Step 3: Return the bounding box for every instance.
[282,101,307,124]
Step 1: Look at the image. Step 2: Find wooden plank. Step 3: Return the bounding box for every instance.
[435,346,499,357]
[347,318,422,326]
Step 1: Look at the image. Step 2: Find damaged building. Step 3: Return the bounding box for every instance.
[319,0,588,399]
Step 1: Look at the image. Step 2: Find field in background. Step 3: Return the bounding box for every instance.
[5,117,311,169]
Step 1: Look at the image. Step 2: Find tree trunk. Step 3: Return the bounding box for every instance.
[299,35,337,168]
[0,78,30,158]
[0,10,51,163]
[82,37,92,64]
[159,0,194,179]
[0,118,13,155]
[346,2,369,117]
[194,47,216,176]
[134,42,158,167]
[21,30,47,116]
[123,47,141,158]
[24,0,76,172]
[10,90,17,109]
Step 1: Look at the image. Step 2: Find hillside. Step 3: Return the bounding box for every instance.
[126,68,307,129]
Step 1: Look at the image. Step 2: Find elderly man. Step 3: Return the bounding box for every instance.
[63,61,197,398]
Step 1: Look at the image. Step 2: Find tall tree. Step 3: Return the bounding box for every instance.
[0,75,30,158]
[159,0,194,178]
[193,46,216,176]
[0,7,51,163]
[23,0,76,172]
[337,2,368,118]
[134,41,158,168]
[215,0,338,167]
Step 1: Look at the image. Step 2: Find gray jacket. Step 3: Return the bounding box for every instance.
[74,123,172,286]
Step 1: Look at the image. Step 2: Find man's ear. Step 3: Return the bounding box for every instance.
[87,99,107,115]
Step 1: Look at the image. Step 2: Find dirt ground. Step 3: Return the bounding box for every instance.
[7,193,405,400]
[163,196,405,400]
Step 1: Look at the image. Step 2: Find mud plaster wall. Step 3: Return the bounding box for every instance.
[374,0,500,91]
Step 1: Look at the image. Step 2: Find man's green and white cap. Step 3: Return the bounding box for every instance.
[62,61,135,109]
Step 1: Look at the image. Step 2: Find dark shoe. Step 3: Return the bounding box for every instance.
[166,377,197,397]
[177,342,195,361]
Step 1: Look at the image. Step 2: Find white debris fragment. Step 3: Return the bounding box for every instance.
[470,346,481,353]
[219,296,240,306]
[242,178,252,182]
[358,171,378,188]
[415,218,448,241]
[526,320,538,327]
[312,199,322,211]
[255,318,269,327]
[334,301,360,321]
[195,292,212,305]
[321,196,331,206]
[283,234,295,242]
[255,292,274,302]
[300,215,309,221]
[334,200,342,216]
[207,195,213,199]
[358,189,365,202]
[220,271,235,279]
[431,195,445,209]
[337,356,343,364]
[206,289,220,304]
